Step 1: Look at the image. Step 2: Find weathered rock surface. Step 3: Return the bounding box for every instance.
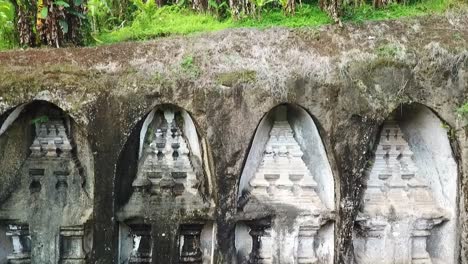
[0,11,467,264]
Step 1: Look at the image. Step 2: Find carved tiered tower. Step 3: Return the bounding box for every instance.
[354,121,448,264]
[241,109,331,263]
[118,108,211,264]
[245,119,325,214]
[0,119,91,264]
[120,110,206,219]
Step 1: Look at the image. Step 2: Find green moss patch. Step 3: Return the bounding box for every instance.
[216,70,257,87]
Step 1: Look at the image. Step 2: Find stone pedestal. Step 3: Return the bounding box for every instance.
[297,225,319,264]
[354,220,387,264]
[248,223,273,264]
[411,229,432,264]
[60,226,86,264]
[410,218,444,264]
[6,225,31,264]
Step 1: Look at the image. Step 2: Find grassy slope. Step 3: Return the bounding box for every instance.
[95,0,454,44]
[0,0,460,49]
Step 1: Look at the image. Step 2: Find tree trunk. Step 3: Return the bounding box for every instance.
[36,0,87,47]
[229,0,240,18]
[13,1,37,47]
[67,0,87,46]
[38,0,64,47]
[192,0,208,12]
[229,0,255,19]
[320,0,342,24]
[285,0,295,15]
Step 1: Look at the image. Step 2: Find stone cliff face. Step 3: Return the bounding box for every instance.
[0,11,467,264]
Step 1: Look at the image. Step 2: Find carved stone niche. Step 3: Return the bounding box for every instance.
[118,223,153,264]
[354,106,458,264]
[59,226,86,264]
[116,105,214,263]
[236,105,335,264]
[0,102,94,264]
[130,224,153,264]
[179,224,203,264]
[118,107,210,220]
[0,224,31,264]
[243,219,273,264]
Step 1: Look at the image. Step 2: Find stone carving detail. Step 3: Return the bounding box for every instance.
[30,122,73,158]
[244,119,326,214]
[239,109,332,263]
[354,121,449,264]
[5,225,31,264]
[247,222,273,264]
[0,118,92,264]
[297,225,319,264]
[128,224,152,264]
[118,108,213,264]
[179,224,203,264]
[60,226,86,264]
[120,109,206,220]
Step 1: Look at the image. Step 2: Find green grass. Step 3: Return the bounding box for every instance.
[235,5,332,28]
[95,4,332,44]
[95,6,232,43]
[95,0,455,45]
[0,0,460,49]
[343,0,452,22]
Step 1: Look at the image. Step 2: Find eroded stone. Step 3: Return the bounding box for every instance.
[354,115,456,264]
[117,106,214,264]
[236,105,335,264]
[0,102,93,264]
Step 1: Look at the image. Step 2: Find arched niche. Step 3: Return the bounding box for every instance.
[0,100,94,264]
[115,104,215,264]
[235,104,335,264]
[354,104,458,264]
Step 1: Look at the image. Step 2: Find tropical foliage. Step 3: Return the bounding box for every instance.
[0,0,460,50]
[0,0,15,49]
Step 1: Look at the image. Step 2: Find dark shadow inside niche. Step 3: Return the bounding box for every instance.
[114,114,143,209]
[0,224,12,264]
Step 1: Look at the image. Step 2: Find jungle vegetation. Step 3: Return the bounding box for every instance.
[0,0,463,50]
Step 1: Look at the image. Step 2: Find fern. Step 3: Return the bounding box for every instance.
[0,0,15,49]
[457,102,468,119]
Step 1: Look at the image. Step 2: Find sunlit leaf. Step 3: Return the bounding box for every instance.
[59,19,69,33]
[40,7,48,18]
[54,1,70,7]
